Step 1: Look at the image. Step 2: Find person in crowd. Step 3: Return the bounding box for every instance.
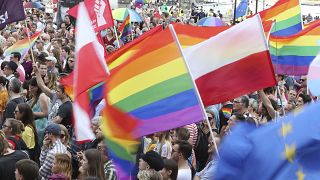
[155,131,172,159]
[0,76,9,121]
[194,137,221,180]
[258,89,279,123]
[3,61,19,81]
[218,101,233,134]
[51,84,72,128]
[138,150,164,179]
[3,78,25,120]
[2,118,27,150]
[232,96,250,117]
[15,159,39,180]
[287,89,297,105]
[160,159,178,180]
[38,61,48,78]
[33,64,62,123]
[79,149,106,180]
[0,131,29,180]
[15,103,40,162]
[21,51,34,80]
[63,54,75,74]
[97,139,117,180]
[45,56,59,75]
[103,28,116,47]
[39,123,68,179]
[296,93,312,108]
[49,153,72,180]
[171,140,193,180]
[28,77,49,143]
[9,52,25,82]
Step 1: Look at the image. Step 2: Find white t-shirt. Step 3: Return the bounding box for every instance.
[177,168,192,180]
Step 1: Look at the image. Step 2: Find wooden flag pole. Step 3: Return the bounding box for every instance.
[113,26,121,48]
[168,24,220,158]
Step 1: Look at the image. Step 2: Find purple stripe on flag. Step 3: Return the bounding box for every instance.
[273,64,309,75]
[133,105,204,137]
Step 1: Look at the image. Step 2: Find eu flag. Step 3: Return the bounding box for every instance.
[235,0,248,19]
[216,102,320,180]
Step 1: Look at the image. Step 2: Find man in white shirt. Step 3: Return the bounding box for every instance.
[171,140,193,180]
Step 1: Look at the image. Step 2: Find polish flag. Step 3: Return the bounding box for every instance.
[74,3,109,141]
[184,15,277,106]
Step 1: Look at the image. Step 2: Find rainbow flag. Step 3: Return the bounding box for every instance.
[4,31,42,59]
[119,14,132,42]
[107,27,207,137]
[101,102,140,180]
[259,0,302,36]
[269,21,320,75]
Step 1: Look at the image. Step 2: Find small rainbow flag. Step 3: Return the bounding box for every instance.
[269,21,320,75]
[119,14,132,42]
[259,0,302,36]
[221,107,232,119]
[4,31,42,59]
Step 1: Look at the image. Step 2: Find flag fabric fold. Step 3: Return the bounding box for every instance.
[307,53,320,96]
[107,27,205,137]
[184,15,277,106]
[67,0,114,32]
[259,0,302,36]
[73,3,109,142]
[0,0,26,30]
[269,21,320,75]
[217,101,320,179]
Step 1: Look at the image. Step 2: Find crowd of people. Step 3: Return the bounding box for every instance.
[0,0,318,180]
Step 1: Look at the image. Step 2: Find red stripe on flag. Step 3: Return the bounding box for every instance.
[196,50,276,105]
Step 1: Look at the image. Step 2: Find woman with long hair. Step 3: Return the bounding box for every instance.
[79,149,105,180]
[50,153,72,180]
[44,72,58,90]
[28,77,49,144]
[63,54,75,74]
[15,103,39,162]
[155,131,172,159]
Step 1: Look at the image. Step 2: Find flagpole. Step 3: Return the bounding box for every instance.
[168,24,220,158]
[24,20,36,64]
[113,26,121,48]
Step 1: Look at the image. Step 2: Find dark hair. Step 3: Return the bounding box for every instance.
[1,61,8,71]
[163,159,178,180]
[62,46,71,55]
[176,140,192,160]
[175,128,190,141]
[0,76,9,88]
[299,94,312,104]
[11,52,21,60]
[29,77,42,108]
[262,98,279,121]
[84,149,105,180]
[15,159,39,180]
[16,103,38,146]
[263,87,276,95]
[0,47,3,56]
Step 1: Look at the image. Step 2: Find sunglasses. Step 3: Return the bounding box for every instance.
[60,134,66,138]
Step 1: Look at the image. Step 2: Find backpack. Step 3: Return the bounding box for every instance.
[194,125,210,172]
[7,135,28,150]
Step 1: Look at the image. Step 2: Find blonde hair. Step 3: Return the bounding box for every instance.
[52,153,72,180]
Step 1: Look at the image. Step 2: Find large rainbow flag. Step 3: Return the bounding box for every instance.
[259,0,302,36]
[4,31,42,58]
[106,27,208,137]
[269,21,320,75]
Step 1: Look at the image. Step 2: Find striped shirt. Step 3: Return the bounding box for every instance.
[104,160,117,180]
[185,123,198,148]
[39,139,68,180]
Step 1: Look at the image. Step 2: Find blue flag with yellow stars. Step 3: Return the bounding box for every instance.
[216,102,320,180]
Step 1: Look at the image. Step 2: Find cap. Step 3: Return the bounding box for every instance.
[141,151,164,171]
[45,56,57,64]
[45,123,61,136]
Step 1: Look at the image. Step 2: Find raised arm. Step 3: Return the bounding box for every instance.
[33,63,54,99]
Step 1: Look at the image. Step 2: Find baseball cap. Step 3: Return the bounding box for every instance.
[45,56,57,64]
[45,123,61,136]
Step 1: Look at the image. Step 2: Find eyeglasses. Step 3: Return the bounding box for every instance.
[208,117,213,120]
[299,79,306,82]
[97,145,105,151]
[233,100,241,103]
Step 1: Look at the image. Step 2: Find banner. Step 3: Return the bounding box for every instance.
[0,0,26,30]
[67,0,114,32]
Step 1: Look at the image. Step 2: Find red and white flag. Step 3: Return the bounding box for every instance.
[68,0,114,32]
[184,15,277,106]
[74,3,109,141]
